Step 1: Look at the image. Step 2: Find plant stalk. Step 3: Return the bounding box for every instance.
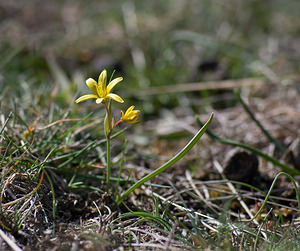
[106,134,111,186]
[104,102,112,186]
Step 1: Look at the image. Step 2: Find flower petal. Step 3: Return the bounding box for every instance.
[96,83,106,97]
[127,118,139,124]
[75,94,98,103]
[96,98,104,104]
[124,105,135,116]
[98,70,107,85]
[86,78,98,95]
[130,111,140,117]
[107,77,123,94]
[98,70,107,95]
[126,112,140,120]
[107,93,124,103]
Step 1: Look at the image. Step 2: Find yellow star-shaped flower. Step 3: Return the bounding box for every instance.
[75,70,124,104]
[121,106,140,124]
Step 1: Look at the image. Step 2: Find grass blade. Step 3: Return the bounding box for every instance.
[235,91,285,153]
[245,172,300,222]
[196,117,300,176]
[117,113,214,205]
[117,211,171,230]
[0,112,12,136]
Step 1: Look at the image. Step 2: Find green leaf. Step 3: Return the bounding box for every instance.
[117,113,214,205]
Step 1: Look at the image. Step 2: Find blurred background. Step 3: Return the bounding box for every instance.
[0,0,299,117]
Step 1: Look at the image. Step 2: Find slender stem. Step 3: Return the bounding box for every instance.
[106,134,111,186]
[104,103,112,133]
[114,119,122,128]
[116,113,214,205]
[104,102,112,186]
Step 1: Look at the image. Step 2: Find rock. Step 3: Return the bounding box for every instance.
[223,150,259,184]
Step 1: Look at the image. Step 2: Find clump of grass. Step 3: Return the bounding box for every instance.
[1,88,300,251]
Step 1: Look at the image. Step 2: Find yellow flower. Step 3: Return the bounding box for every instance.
[121,106,140,124]
[75,70,124,104]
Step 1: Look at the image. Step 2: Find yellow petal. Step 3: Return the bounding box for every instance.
[107,77,123,94]
[96,83,106,97]
[98,70,107,84]
[123,116,139,124]
[98,70,107,95]
[125,105,135,115]
[126,112,139,120]
[75,94,98,103]
[130,111,140,117]
[85,78,98,95]
[107,93,124,103]
[127,118,138,124]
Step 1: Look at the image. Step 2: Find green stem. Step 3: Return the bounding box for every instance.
[116,113,214,205]
[104,102,112,134]
[106,134,111,186]
[104,102,112,186]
